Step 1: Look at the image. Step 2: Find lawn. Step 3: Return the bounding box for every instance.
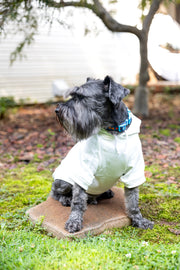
[0,93,180,269]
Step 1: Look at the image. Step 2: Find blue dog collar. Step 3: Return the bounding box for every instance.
[106,108,132,133]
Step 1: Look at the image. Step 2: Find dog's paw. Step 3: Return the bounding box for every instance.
[65,218,82,233]
[132,217,154,230]
[50,190,61,201]
[59,195,72,207]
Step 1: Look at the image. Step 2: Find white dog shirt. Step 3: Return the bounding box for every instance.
[53,114,146,195]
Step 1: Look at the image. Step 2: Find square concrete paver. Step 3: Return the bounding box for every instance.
[26,187,130,239]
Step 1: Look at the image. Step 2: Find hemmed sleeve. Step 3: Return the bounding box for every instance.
[52,136,99,191]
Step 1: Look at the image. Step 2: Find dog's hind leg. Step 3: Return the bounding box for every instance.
[124,187,154,229]
[65,183,88,233]
[50,179,72,206]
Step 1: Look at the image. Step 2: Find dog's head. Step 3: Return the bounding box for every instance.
[55,76,130,140]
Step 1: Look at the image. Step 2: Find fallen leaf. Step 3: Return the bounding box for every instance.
[37,165,45,172]
[145,171,152,178]
[163,164,169,168]
[19,152,34,161]
[19,247,24,252]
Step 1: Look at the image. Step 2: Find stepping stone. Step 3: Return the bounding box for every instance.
[26,187,130,239]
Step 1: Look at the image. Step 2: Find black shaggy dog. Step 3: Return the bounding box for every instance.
[51,76,154,233]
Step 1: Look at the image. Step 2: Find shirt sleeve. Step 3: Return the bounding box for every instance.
[52,136,99,191]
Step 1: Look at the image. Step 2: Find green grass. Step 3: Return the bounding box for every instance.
[0,229,179,270]
[0,161,180,269]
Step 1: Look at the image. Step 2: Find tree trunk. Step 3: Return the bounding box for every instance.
[176,4,180,24]
[133,31,149,117]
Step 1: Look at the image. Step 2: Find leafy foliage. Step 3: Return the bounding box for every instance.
[0,97,17,119]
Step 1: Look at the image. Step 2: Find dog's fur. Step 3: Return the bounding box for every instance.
[51,76,154,233]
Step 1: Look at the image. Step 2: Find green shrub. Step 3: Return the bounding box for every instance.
[0,97,17,119]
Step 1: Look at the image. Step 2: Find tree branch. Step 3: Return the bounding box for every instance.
[41,0,142,39]
[91,0,142,39]
[41,0,93,9]
[143,0,163,33]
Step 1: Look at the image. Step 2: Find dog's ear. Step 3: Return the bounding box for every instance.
[103,75,130,105]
